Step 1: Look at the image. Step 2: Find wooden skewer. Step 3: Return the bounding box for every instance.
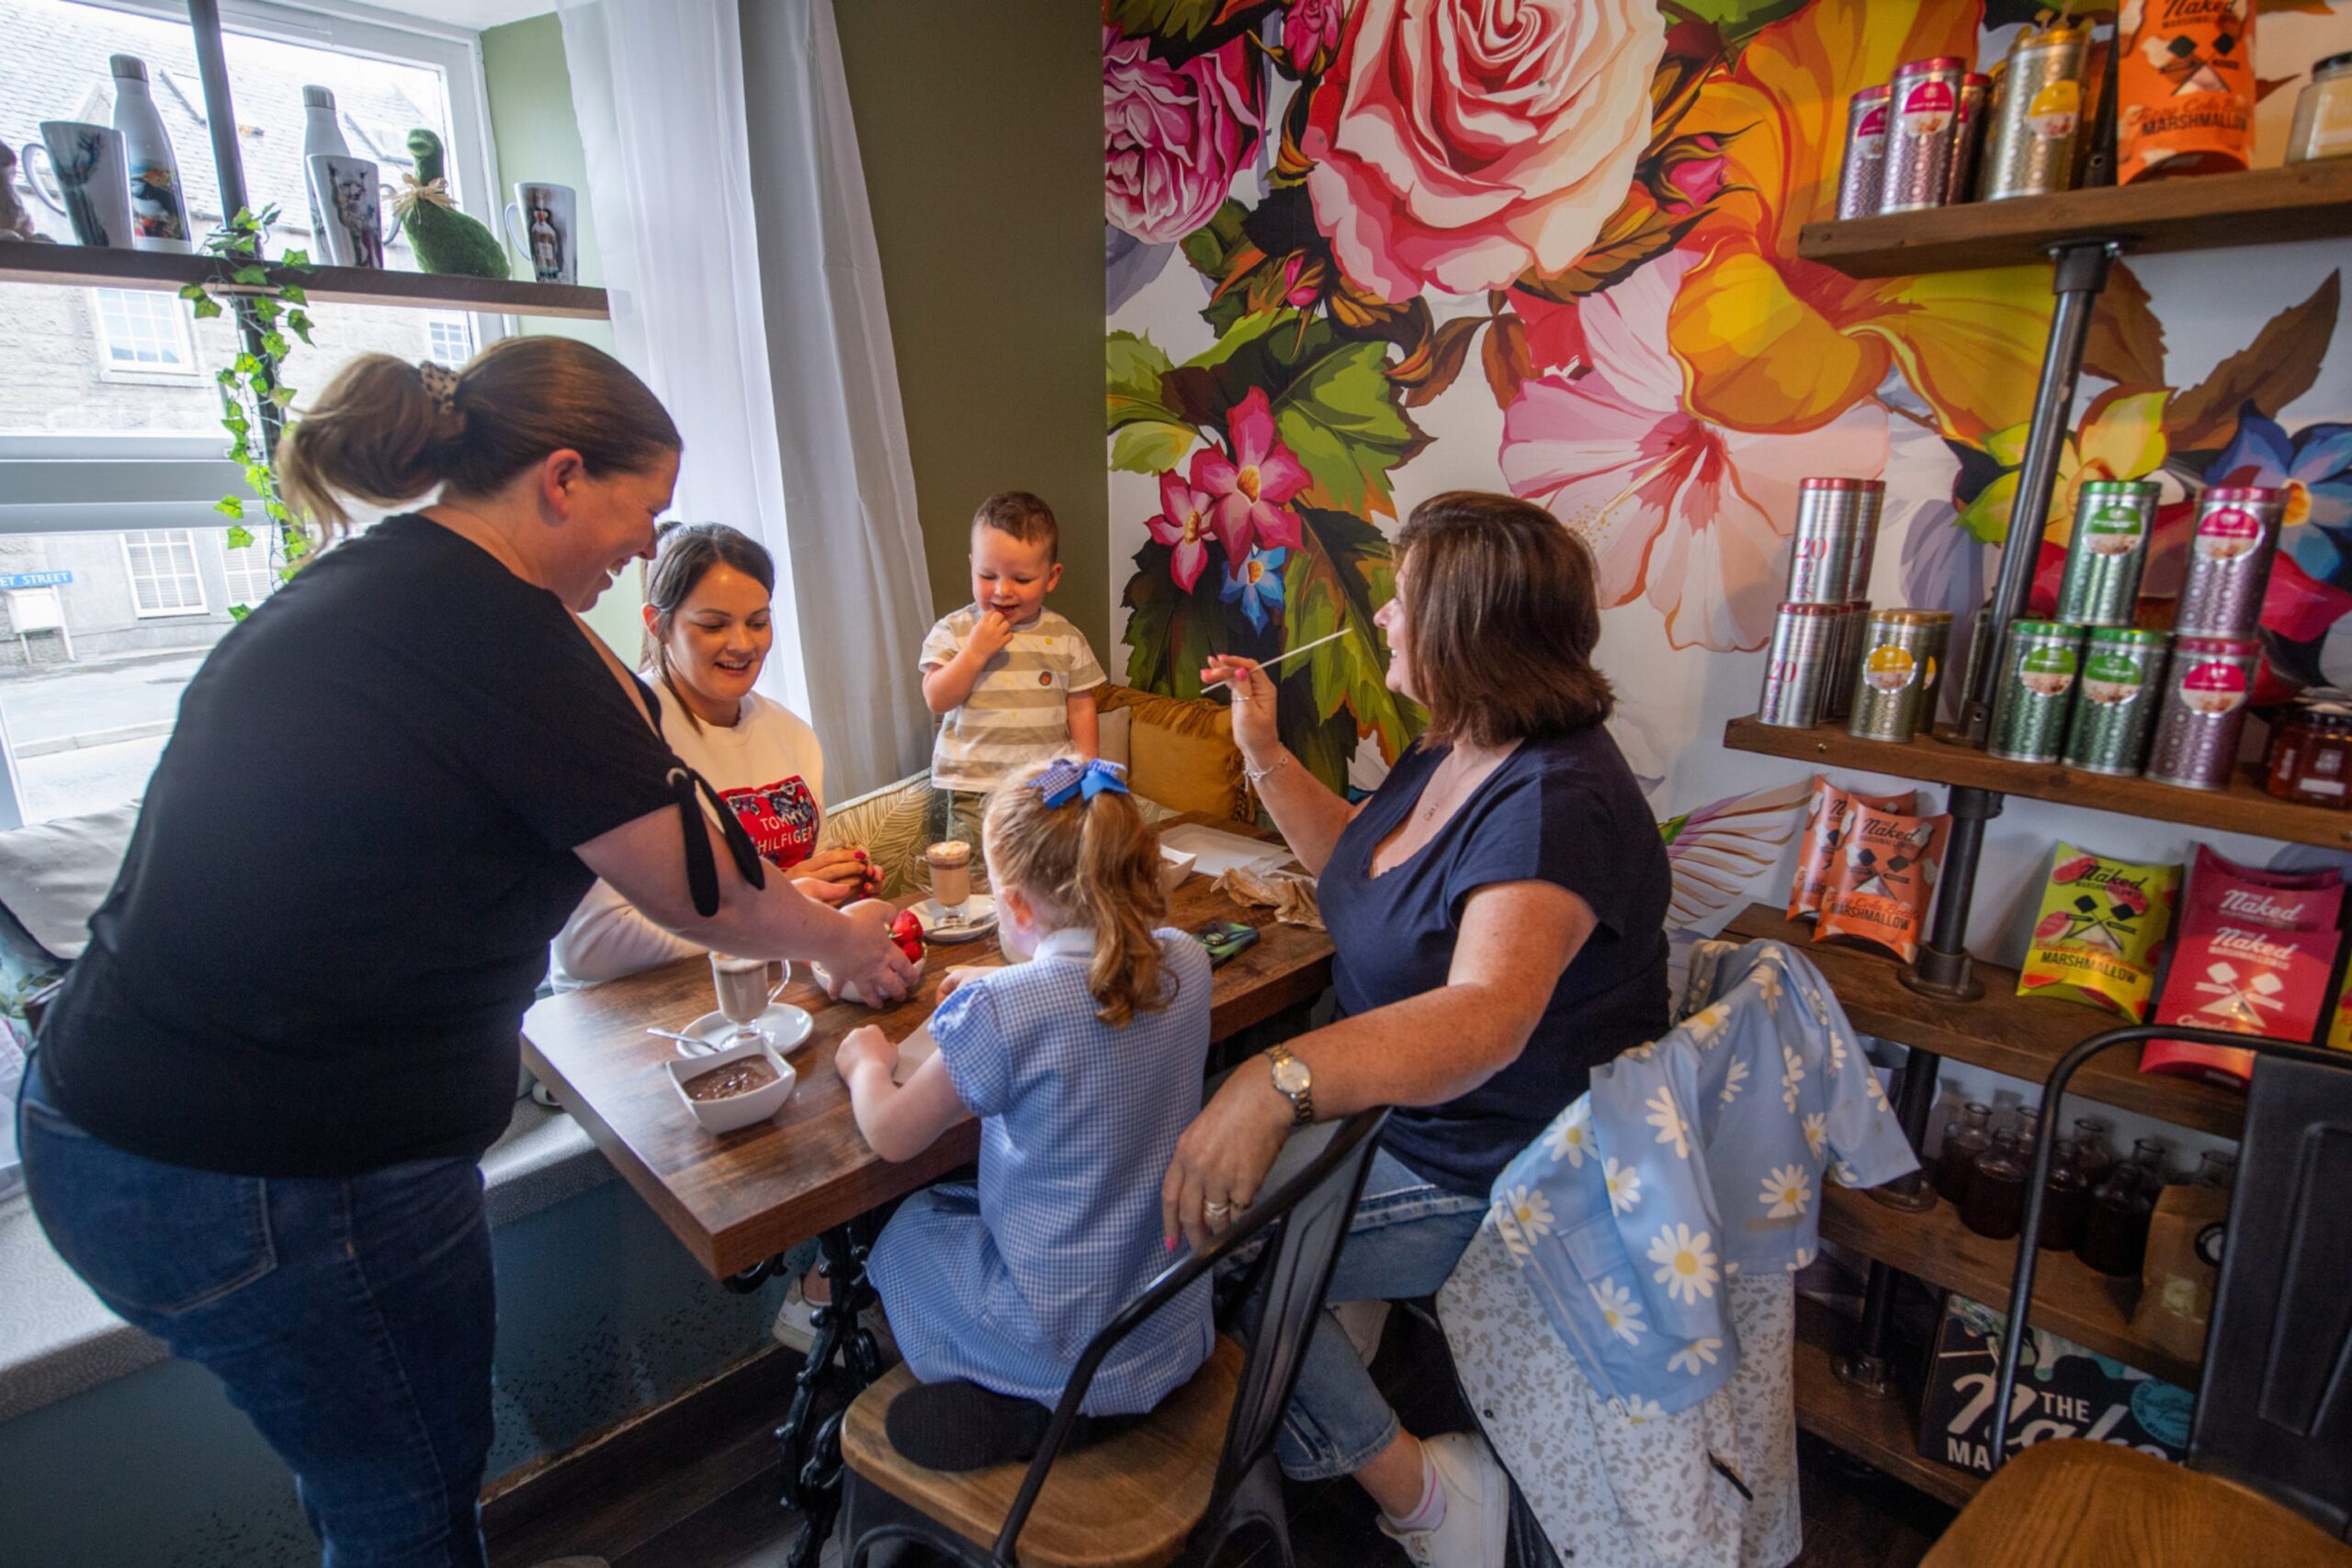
[1202,626,1354,692]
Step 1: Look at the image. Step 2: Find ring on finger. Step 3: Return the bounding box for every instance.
[1204,1200,1231,1220]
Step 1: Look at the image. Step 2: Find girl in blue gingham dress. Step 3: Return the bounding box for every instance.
[833,759,1215,1466]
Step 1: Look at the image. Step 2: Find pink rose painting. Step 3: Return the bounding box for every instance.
[1302,0,1666,302]
[1104,28,1259,246]
[1499,251,1887,652]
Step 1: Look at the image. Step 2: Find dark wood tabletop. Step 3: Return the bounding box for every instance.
[521,817,1335,1277]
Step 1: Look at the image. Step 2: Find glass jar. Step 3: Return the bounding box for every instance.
[1963,1122,2031,1241]
[2080,1140,2165,1277]
[2264,692,2352,808]
[2040,1134,2089,1253]
[2288,51,2352,164]
[2193,1148,2238,1189]
[2071,1117,2115,1185]
[1936,1101,1995,1207]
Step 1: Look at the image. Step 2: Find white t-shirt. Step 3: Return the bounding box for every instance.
[549,675,826,990]
[920,604,1106,792]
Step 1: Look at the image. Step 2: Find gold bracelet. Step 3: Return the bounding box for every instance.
[1243,751,1291,785]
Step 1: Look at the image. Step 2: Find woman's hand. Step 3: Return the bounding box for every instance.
[793,846,873,906]
[834,1024,896,1085]
[1201,655,1280,762]
[827,899,916,1006]
[1161,1064,1295,1251]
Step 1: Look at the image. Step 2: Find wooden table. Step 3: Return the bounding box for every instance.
[521,818,1335,1279]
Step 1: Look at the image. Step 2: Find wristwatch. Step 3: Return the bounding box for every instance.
[1263,1043,1314,1125]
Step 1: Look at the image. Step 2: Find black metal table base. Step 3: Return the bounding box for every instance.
[725,1223,887,1568]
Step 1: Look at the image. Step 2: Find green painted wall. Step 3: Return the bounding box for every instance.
[831,0,1109,657]
[481,11,639,656]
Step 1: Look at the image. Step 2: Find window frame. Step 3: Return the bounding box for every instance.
[218,525,276,609]
[0,0,514,832]
[89,288,205,385]
[120,528,209,619]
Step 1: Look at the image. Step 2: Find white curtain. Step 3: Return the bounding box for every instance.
[560,0,935,797]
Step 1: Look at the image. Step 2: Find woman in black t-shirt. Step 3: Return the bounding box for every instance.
[16,338,913,1568]
[1163,492,1670,1566]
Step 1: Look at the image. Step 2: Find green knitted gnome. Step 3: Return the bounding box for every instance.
[397,129,508,279]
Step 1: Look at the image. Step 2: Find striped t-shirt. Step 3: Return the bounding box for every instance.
[921,604,1107,792]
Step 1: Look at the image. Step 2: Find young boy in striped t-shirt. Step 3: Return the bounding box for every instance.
[920,492,1106,855]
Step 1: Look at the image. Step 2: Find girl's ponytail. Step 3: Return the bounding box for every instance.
[984,765,1172,1027]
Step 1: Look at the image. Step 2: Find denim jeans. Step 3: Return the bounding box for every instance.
[17,1055,497,1568]
[1272,1146,1487,1481]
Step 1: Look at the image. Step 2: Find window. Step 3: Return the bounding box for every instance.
[122,529,207,616]
[220,527,276,609]
[92,288,200,377]
[425,314,477,368]
[0,0,505,829]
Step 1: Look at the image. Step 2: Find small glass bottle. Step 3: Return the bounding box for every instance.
[2192,1148,2237,1189]
[1963,1123,2030,1241]
[1936,1101,1995,1207]
[2040,1134,2089,1253]
[2287,51,2352,165]
[2080,1141,2164,1277]
[2071,1117,2115,1185]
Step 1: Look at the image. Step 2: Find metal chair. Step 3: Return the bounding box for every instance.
[837,1108,1390,1568]
[1924,1024,2352,1566]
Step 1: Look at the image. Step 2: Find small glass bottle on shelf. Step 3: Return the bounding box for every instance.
[2071,1117,2115,1185]
[2039,1133,2089,1253]
[1963,1118,2031,1241]
[1936,1101,1995,1207]
[2080,1139,2165,1277]
[2192,1148,2237,1189]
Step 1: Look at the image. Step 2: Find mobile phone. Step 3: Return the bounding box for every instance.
[1193,919,1261,967]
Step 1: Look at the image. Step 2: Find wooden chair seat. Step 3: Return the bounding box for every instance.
[840,1335,1246,1568]
[1923,1439,2352,1567]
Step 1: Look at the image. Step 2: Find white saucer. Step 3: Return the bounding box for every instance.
[910,894,997,943]
[678,1003,816,1056]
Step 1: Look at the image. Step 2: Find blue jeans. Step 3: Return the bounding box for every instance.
[1273,1147,1487,1481]
[17,1056,497,1568]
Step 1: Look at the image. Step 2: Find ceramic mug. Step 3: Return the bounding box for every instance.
[305,153,395,268]
[17,121,134,248]
[502,182,576,285]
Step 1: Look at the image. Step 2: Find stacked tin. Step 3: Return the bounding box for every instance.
[2064,627,2168,773]
[2174,487,2286,637]
[2145,636,2261,789]
[2056,479,2159,626]
[1849,609,1950,744]
[1838,85,1893,218]
[1981,20,2088,200]
[1988,620,2085,762]
[1755,477,1885,728]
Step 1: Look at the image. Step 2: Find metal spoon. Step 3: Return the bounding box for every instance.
[647,1025,718,1055]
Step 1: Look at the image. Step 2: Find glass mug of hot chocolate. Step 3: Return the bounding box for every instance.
[709,953,789,1047]
[925,840,973,919]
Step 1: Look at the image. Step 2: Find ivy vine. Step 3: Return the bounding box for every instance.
[177,205,317,619]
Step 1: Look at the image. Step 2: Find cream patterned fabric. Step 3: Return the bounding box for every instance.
[816,773,933,899]
[1440,1233,1803,1568]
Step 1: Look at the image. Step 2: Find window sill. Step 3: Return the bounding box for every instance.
[0,1096,612,1425]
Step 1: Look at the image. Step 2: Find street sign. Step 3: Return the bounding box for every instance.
[0,571,72,590]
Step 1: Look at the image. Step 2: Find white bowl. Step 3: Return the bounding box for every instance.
[666,1037,797,1134]
[1159,846,1198,897]
[810,949,925,1007]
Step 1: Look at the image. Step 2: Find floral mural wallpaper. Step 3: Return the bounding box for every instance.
[1106,0,2352,942]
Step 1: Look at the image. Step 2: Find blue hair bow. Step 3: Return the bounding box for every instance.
[1035,757,1129,807]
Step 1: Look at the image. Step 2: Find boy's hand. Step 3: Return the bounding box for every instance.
[835,1024,896,1084]
[967,609,1018,661]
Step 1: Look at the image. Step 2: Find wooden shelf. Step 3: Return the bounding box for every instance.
[1724,905,2245,1139]
[1723,716,2352,852]
[1793,1300,1981,1509]
[0,242,609,319]
[1820,1184,2196,1390]
[1796,159,2352,277]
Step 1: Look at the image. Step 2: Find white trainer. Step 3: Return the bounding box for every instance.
[770,1277,819,1354]
[1378,1431,1510,1568]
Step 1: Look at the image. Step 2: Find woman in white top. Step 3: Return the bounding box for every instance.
[554,523,871,987]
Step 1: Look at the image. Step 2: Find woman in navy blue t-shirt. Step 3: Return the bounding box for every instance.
[1164,491,1669,1568]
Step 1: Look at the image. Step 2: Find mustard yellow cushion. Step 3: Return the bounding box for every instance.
[1093,683,1250,823]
